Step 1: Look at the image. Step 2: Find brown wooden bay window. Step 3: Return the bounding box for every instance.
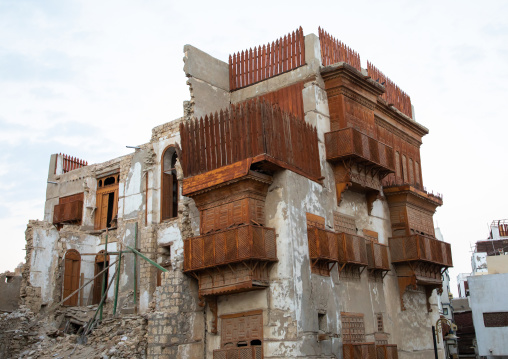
[161,146,178,221]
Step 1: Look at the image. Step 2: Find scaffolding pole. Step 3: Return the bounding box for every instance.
[99,230,108,321]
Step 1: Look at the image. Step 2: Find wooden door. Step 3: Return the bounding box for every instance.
[63,249,81,306]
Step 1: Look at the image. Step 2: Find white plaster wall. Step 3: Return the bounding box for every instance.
[468,273,508,357]
[30,226,60,304]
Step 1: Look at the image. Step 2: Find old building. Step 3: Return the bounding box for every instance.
[18,27,453,358]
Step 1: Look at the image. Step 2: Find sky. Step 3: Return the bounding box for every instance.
[1,0,507,296]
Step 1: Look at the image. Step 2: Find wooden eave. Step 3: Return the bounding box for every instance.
[320,62,385,97]
[375,100,429,139]
[383,184,443,208]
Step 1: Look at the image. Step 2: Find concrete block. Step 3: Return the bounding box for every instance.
[304,34,321,66]
[188,77,231,120]
[302,84,329,117]
[184,44,230,91]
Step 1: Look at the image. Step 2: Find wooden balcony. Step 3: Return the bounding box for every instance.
[53,200,83,225]
[337,233,368,271]
[343,342,376,359]
[307,226,368,273]
[325,127,395,175]
[376,344,398,359]
[389,234,452,268]
[307,226,339,263]
[366,241,390,273]
[184,224,277,273]
[213,346,262,359]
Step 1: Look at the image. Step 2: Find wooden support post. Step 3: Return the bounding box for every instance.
[113,243,122,316]
[134,222,138,314]
[99,230,108,321]
[79,273,84,306]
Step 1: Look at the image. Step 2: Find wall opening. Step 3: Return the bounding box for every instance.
[93,250,109,305]
[161,146,178,221]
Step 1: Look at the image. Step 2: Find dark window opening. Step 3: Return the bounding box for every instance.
[318,312,327,332]
[236,341,248,347]
[106,192,115,227]
[104,176,115,186]
[98,180,103,188]
[250,340,261,346]
[161,147,178,221]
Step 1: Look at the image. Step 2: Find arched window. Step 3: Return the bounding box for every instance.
[161,146,178,221]
[63,249,81,306]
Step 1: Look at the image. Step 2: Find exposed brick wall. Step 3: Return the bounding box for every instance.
[146,270,203,359]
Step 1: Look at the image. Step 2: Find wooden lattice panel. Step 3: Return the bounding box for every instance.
[201,197,266,234]
[184,224,277,272]
[341,313,366,343]
[337,233,368,267]
[343,342,376,359]
[221,312,263,347]
[376,344,398,359]
[334,212,356,235]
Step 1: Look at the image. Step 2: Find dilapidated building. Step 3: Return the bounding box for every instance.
[14,27,453,359]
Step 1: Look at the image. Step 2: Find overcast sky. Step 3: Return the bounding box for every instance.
[1,0,507,296]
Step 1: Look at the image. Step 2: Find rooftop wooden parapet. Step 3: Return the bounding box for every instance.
[325,127,395,177]
[366,241,390,273]
[179,100,321,183]
[183,224,277,273]
[343,342,376,359]
[389,234,453,268]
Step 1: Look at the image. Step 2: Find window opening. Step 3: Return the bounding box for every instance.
[93,251,109,305]
[106,192,115,227]
[318,312,327,332]
[376,313,384,332]
[98,180,103,188]
[104,176,115,186]
[161,147,178,221]
[250,340,261,346]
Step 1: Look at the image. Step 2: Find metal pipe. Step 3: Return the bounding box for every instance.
[133,222,138,314]
[432,325,438,359]
[83,264,118,337]
[125,245,168,272]
[113,247,122,316]
[99,231,108,321]
[58,258,119,306]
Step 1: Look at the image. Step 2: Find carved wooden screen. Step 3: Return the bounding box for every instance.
[63,249,81,306]
[341,312,366,343]
[334,212,356,235]
[201,198,265,234]
[95,174,119,230]
[221,311,263,348]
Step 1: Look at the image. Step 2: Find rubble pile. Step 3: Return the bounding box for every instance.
[0,306,148,359]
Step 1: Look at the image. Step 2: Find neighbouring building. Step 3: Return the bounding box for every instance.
[18,26,453,358]
[452,298,476,359]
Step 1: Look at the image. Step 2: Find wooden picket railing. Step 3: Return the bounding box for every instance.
[179,100,321,181]
[367,61,412,118]
[229,27,305,91]
[318,27,361,71]
[56,153,88,174]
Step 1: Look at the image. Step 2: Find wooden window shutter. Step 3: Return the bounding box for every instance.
[162,172,172,220]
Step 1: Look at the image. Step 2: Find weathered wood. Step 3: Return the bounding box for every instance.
[182,159,252,196]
